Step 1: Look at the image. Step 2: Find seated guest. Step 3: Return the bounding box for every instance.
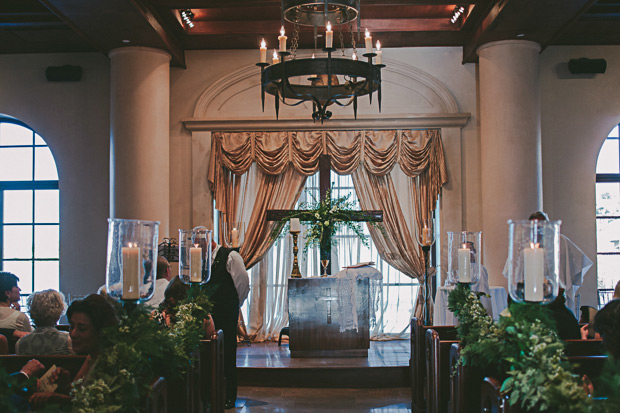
[144,256,172,308]
[594,299,620,359]
[16,289,73,355]
[26,294,117,409]
[546,288,581,339]
[0,272,32,347]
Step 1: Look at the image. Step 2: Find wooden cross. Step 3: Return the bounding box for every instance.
[266,155,382,275]
[316,287,337,324]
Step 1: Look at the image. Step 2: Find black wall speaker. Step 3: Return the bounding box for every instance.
[45,65,83,82]
[568,58,607,74]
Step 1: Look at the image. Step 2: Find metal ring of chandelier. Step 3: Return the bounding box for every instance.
[259,50,383,122]
[282,0,359,27]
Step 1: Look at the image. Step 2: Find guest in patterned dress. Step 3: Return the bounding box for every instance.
[16,289,73,355]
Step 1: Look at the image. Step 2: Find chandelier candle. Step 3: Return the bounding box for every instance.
[326,21,333,48]
[272,50,280,64]
[458,243,471,283]
[375,41,382,64]
[278,26,287,52]
[121,243,140,300]
[259,39,267,63]
[365,29,373,52]
[524,243,544,301]
[190,244,203,282]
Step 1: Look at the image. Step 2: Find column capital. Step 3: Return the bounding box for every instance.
[476,39,541,57]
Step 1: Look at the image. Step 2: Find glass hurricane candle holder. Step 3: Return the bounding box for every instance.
[507,219,561,304]
[179,226,212,285]
[447,231,482,285]
[221,221,245,249]
[105,218,159,303]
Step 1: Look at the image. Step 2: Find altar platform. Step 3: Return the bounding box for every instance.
[237,340,410,388]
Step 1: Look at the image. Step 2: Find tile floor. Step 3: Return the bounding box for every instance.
[232,386,412,412]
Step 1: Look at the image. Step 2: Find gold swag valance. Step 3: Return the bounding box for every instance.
[208,129,447,203]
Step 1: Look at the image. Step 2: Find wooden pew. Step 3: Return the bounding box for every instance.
[425,329,459,413]
[146,376,168,413]
[200,329,226,413]
[410,317,458,411]
[0,354,87,379]
[564,339,604,356]
[0,333,8,355]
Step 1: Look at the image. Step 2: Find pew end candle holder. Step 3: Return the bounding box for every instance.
[507,219,561,304]
[179,226,213,286]
[105,218,159,309]
[447,231,482,286]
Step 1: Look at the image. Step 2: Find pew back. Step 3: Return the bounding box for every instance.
[425,329,459,413]
[410,317,458,410]
[200,329,225,413]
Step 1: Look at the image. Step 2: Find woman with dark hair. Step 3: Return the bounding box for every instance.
[0,272,32,344]
[26,294,118,409]
[16,289,73,355]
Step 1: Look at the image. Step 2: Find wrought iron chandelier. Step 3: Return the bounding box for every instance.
[257,0,385,122]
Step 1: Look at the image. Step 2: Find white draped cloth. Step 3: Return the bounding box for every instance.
[502,234,593,314]
[331,264,382,333]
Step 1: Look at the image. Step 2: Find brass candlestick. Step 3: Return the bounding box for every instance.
[290,232,302,278]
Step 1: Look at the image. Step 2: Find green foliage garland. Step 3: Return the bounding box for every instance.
[448,284,596,412]
[271,189,379,253]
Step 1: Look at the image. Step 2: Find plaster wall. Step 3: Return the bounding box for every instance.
[540,45,620,307]
[0,53,111,296]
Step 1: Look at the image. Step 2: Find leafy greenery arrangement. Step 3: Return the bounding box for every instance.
[447,283,619,412]
[272,189,377,254]
[70,287,213,412]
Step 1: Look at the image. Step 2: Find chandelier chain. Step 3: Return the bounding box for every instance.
[349,23,357,55]
[339,24,346,56]
[291,20,300,59]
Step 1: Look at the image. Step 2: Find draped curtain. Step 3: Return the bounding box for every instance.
[208,129,447,337]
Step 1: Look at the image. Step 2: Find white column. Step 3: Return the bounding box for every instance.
[477,40,542,287]
[109,47,171,236]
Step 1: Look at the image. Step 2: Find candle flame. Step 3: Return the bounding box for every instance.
[280,26,285,37]
[194,243,199,248]
[530,242,540,249]
[365,28,371,38]
[273,50,279,59]
[461,243,468,249]
[326,21,332,31]
[260,38,266,48]
[376,40,381,50]
[352,51,358,60]
[311,53,315,59]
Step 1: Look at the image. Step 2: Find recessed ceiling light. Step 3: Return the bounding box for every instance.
[516,33,525,38]
[122,39,131,44]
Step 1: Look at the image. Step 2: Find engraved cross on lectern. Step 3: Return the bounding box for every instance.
[316,287,337,324]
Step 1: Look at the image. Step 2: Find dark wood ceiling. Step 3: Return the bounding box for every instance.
[1,0,619,68]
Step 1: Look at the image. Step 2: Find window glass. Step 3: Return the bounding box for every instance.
[34,133,45,145]
[596,138,619,174]
[595,182,620,217]
[34,147,59,180]
[0,147,33,180]
[34,225,59,258]
[3,190,33,223]
[3,225,33,259]
[596,217,620,253]
[35,190,59,223]
[0,123,33,146]
[596,255,620,290]
[34,261,59,291]
[609,125,619,138]
[3,261,33,294]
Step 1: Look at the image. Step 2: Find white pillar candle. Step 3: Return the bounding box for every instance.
[231,228,239,248]
[364,29,373,53]
[290,218,301,233]
[190,244,203,282]
[325,21,333,48]
[458,244,471,283]
[278,26,287,52]
[375,40,382,64]
[422,225,432,246]
[523,243,544,301]
[259,38,267,63]
[272,50,280,64]
[122,243,140,299]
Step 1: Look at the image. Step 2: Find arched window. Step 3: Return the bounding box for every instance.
[0,117,59,298]
[595,122,620,305]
